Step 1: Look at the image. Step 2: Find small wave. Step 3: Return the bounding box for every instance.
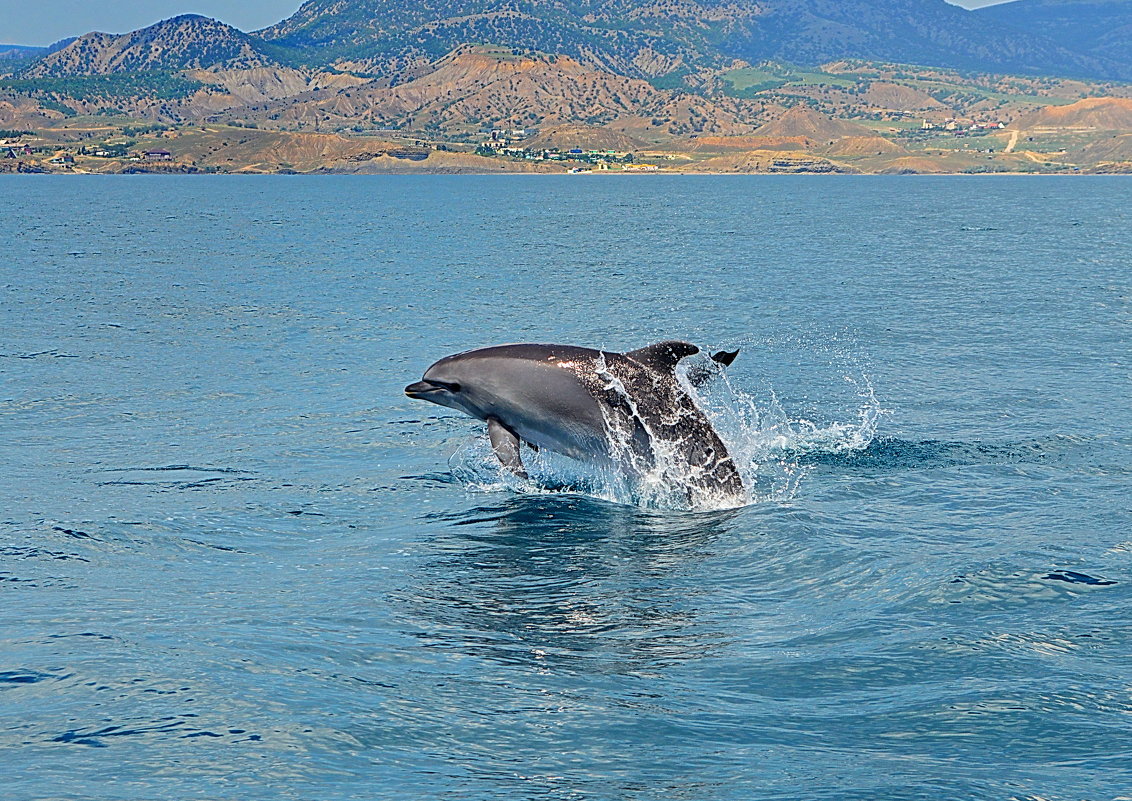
[1044,570,1116,587]
[48,713,262,749]
[797,434,1089,472]
[1,669,70,685]
[97,465,252,474]
[1,545,90,563]
[940,567,1119,606]
[0,350,79,359]
[52,526,100,540]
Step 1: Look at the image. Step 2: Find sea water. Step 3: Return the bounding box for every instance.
[1,175,1129,800]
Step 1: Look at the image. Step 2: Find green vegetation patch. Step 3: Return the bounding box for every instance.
[472,45,548,62]
[0,71,203,101]
[720,63,854,98]
[719,67,787,96]
[35,96,77,117]
[648,67,693,91]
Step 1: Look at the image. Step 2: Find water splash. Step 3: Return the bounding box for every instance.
[448,347,884,512]
[676,352,883,505]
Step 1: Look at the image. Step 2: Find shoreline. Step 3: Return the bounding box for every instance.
[2,169,1124,177]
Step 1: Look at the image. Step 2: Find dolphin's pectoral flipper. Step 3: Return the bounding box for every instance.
[710,349,739,367]
[626,341,700,373]
[487,417,528,479]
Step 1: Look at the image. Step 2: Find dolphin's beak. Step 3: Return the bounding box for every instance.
[405,380,435,399]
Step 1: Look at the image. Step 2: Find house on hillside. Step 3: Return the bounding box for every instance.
[144,149,172,161]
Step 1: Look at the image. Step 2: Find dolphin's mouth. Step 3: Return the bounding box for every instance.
[406,379,460,399]
[405,380,438,399]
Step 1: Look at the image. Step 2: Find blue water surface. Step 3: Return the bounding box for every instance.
[1,175,1130,800]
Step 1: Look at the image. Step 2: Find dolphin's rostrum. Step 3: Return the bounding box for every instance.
[405,341,745,505]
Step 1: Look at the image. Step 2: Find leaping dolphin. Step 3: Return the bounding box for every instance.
[405,341,745,504]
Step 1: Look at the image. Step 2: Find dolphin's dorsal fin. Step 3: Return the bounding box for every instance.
[625,341,701,372]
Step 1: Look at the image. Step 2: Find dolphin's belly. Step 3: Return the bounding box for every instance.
[485,358,613,462]
[515,419,613,464]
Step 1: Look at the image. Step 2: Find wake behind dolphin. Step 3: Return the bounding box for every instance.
[406,341,747,509]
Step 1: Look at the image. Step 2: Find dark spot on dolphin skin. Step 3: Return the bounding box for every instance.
[1043,570,1115,586]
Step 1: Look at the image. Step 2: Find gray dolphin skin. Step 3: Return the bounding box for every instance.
[405,341,745,502]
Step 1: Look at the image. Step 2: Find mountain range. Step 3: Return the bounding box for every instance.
[3,0,1132,175]
[22,16,277,77]
[978,0,1132,69]
[5,0,1132,82]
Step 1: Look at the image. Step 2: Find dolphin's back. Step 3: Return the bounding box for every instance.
[441,343,606,367]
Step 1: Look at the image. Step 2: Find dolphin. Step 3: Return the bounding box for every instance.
[405,341,745,503]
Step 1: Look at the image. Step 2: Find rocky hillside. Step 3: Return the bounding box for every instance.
[1009,96,1132,130]
[521,124,648,151]
[257,0,723,77]
[24,15,282,77]
[1075,132,1132,163]
[232,46,762,138]
[5,0,1132,172]
[734,0,1126,80]
[9,0,1132,92]
[255,0,1132,81]
[977,0,1132,69]
[752,106,872,139]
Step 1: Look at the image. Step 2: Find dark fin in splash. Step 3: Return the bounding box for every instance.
[685,348,739,387]
[625,341,700,373]
[710,349,739,367]
[488,418,528,479]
